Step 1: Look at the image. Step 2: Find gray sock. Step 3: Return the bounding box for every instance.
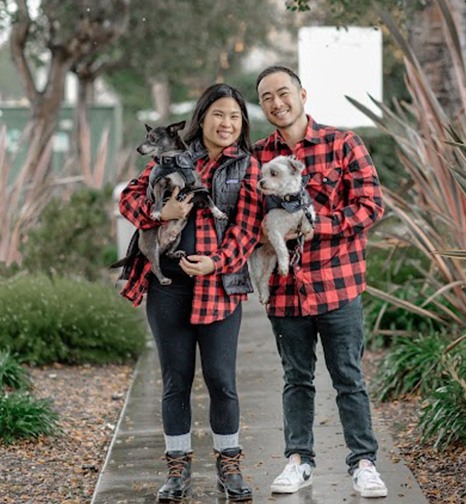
[212,431,240,452]
[164,432,191,453]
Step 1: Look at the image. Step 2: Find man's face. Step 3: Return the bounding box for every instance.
[257,71,307,129]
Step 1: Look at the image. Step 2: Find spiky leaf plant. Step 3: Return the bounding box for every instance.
[0,393,60,445]
[0,351,31,392]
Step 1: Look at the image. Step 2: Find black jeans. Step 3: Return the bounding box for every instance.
[269,295,378,471]
[146,281,242,436]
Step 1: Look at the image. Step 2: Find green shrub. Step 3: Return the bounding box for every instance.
[21,187,113,281]
[419,349,466,450]
[374,332,449,402]
[0,351,31,392]
[0,274,147,365]
[355,128,405,192]
[364,244,446,348]
[0,393,60,445]
[420,379,466,450]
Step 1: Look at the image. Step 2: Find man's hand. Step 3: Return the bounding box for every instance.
[285,229,314,242]
[160,187,194,221]
[179,255,215,277]
[260,222,314,243]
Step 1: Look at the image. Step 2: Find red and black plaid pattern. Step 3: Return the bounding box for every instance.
[253,115,384,317]
[118,145,262,324]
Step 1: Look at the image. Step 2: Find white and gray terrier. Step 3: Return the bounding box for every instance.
[249,155,316,304]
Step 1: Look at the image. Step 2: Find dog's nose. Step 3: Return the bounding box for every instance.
[259,179,264,188]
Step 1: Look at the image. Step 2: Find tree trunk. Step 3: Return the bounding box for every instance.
[76,77,94,185]
[407,0,466,118]
[151,78,171,120]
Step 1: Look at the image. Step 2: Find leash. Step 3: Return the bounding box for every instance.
[290,220,305,267]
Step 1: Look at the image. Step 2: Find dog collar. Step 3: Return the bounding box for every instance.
[265,193,304,213]
[156,152,193,170]
[264,174,312,215]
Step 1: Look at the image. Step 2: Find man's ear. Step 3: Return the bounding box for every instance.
[300,87,307,105]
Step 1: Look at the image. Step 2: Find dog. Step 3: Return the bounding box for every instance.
[249,155,316,304]
[113,120,227,285]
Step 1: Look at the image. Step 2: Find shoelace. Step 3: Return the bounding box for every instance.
[277,463,300,482]
[166,454,189,477]
[219,452,242,475]
[355,467,383,486]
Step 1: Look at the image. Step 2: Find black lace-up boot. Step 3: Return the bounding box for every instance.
[215,447,253,501]
[157,451,192,502]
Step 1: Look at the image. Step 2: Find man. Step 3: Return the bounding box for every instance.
[253,65,388,499]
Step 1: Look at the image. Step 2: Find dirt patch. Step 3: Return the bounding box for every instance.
[0,364,132,504]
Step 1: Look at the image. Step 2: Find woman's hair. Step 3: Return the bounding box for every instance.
[184,83,252,152]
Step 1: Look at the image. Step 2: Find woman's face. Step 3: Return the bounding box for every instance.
[201,97,242,159]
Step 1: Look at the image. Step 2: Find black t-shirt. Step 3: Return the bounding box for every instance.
[158,212,196,285]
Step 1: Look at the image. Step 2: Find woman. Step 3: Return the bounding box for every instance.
[118,84,262,502]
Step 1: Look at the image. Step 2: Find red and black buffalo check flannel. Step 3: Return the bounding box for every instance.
[253,115,384,317]
[119,145,262,324]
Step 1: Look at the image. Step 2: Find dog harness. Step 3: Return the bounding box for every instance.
[264,175,315,225]
[146,152,208,203]
[264,175,315,267]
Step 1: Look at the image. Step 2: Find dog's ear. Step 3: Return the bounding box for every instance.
[288,156,305,174]
[168,121,187,136]
[144,123,152,132]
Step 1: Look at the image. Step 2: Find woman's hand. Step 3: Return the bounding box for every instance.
[160,187,194,221]
[179,255,215,277]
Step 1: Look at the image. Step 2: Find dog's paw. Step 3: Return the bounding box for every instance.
[278,266,289,276]
[259,294,270,305]
[213,210,228,220]
[169,250,186,259]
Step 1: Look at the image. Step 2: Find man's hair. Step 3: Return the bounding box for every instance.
[255,65,302,91]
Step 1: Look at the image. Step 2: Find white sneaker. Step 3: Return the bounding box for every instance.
[271,454,313,494]
[352,459,388,498]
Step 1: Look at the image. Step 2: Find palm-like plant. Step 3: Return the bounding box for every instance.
[349,0,466,329]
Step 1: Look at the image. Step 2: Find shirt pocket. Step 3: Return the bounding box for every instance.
[307,167,342,210]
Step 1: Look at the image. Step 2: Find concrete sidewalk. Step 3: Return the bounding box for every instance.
[91,295,428,504]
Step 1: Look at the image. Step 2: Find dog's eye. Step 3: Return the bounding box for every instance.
[270,169,277,177]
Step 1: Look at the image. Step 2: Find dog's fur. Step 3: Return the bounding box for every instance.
[249,156,316,304]
[137,120,227,285]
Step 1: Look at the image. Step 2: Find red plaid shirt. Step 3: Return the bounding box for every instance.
[253,115,384,317]
[118,144,262,324]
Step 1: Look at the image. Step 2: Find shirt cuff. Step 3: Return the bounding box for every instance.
[210,253,225,273]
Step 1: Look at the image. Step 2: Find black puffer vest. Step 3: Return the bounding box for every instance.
[190,141,253,295]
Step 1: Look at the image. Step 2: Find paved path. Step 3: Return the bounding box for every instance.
[91,295,428,504]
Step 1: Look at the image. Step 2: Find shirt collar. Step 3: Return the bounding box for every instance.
[273,115,322,149]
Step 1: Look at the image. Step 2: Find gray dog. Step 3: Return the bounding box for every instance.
[112,121,226,285]
[249,155,316,304]
[137,121,227,285]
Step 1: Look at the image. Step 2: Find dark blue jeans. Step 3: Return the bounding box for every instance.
[269,295,378,471]
[146,281,242,437]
